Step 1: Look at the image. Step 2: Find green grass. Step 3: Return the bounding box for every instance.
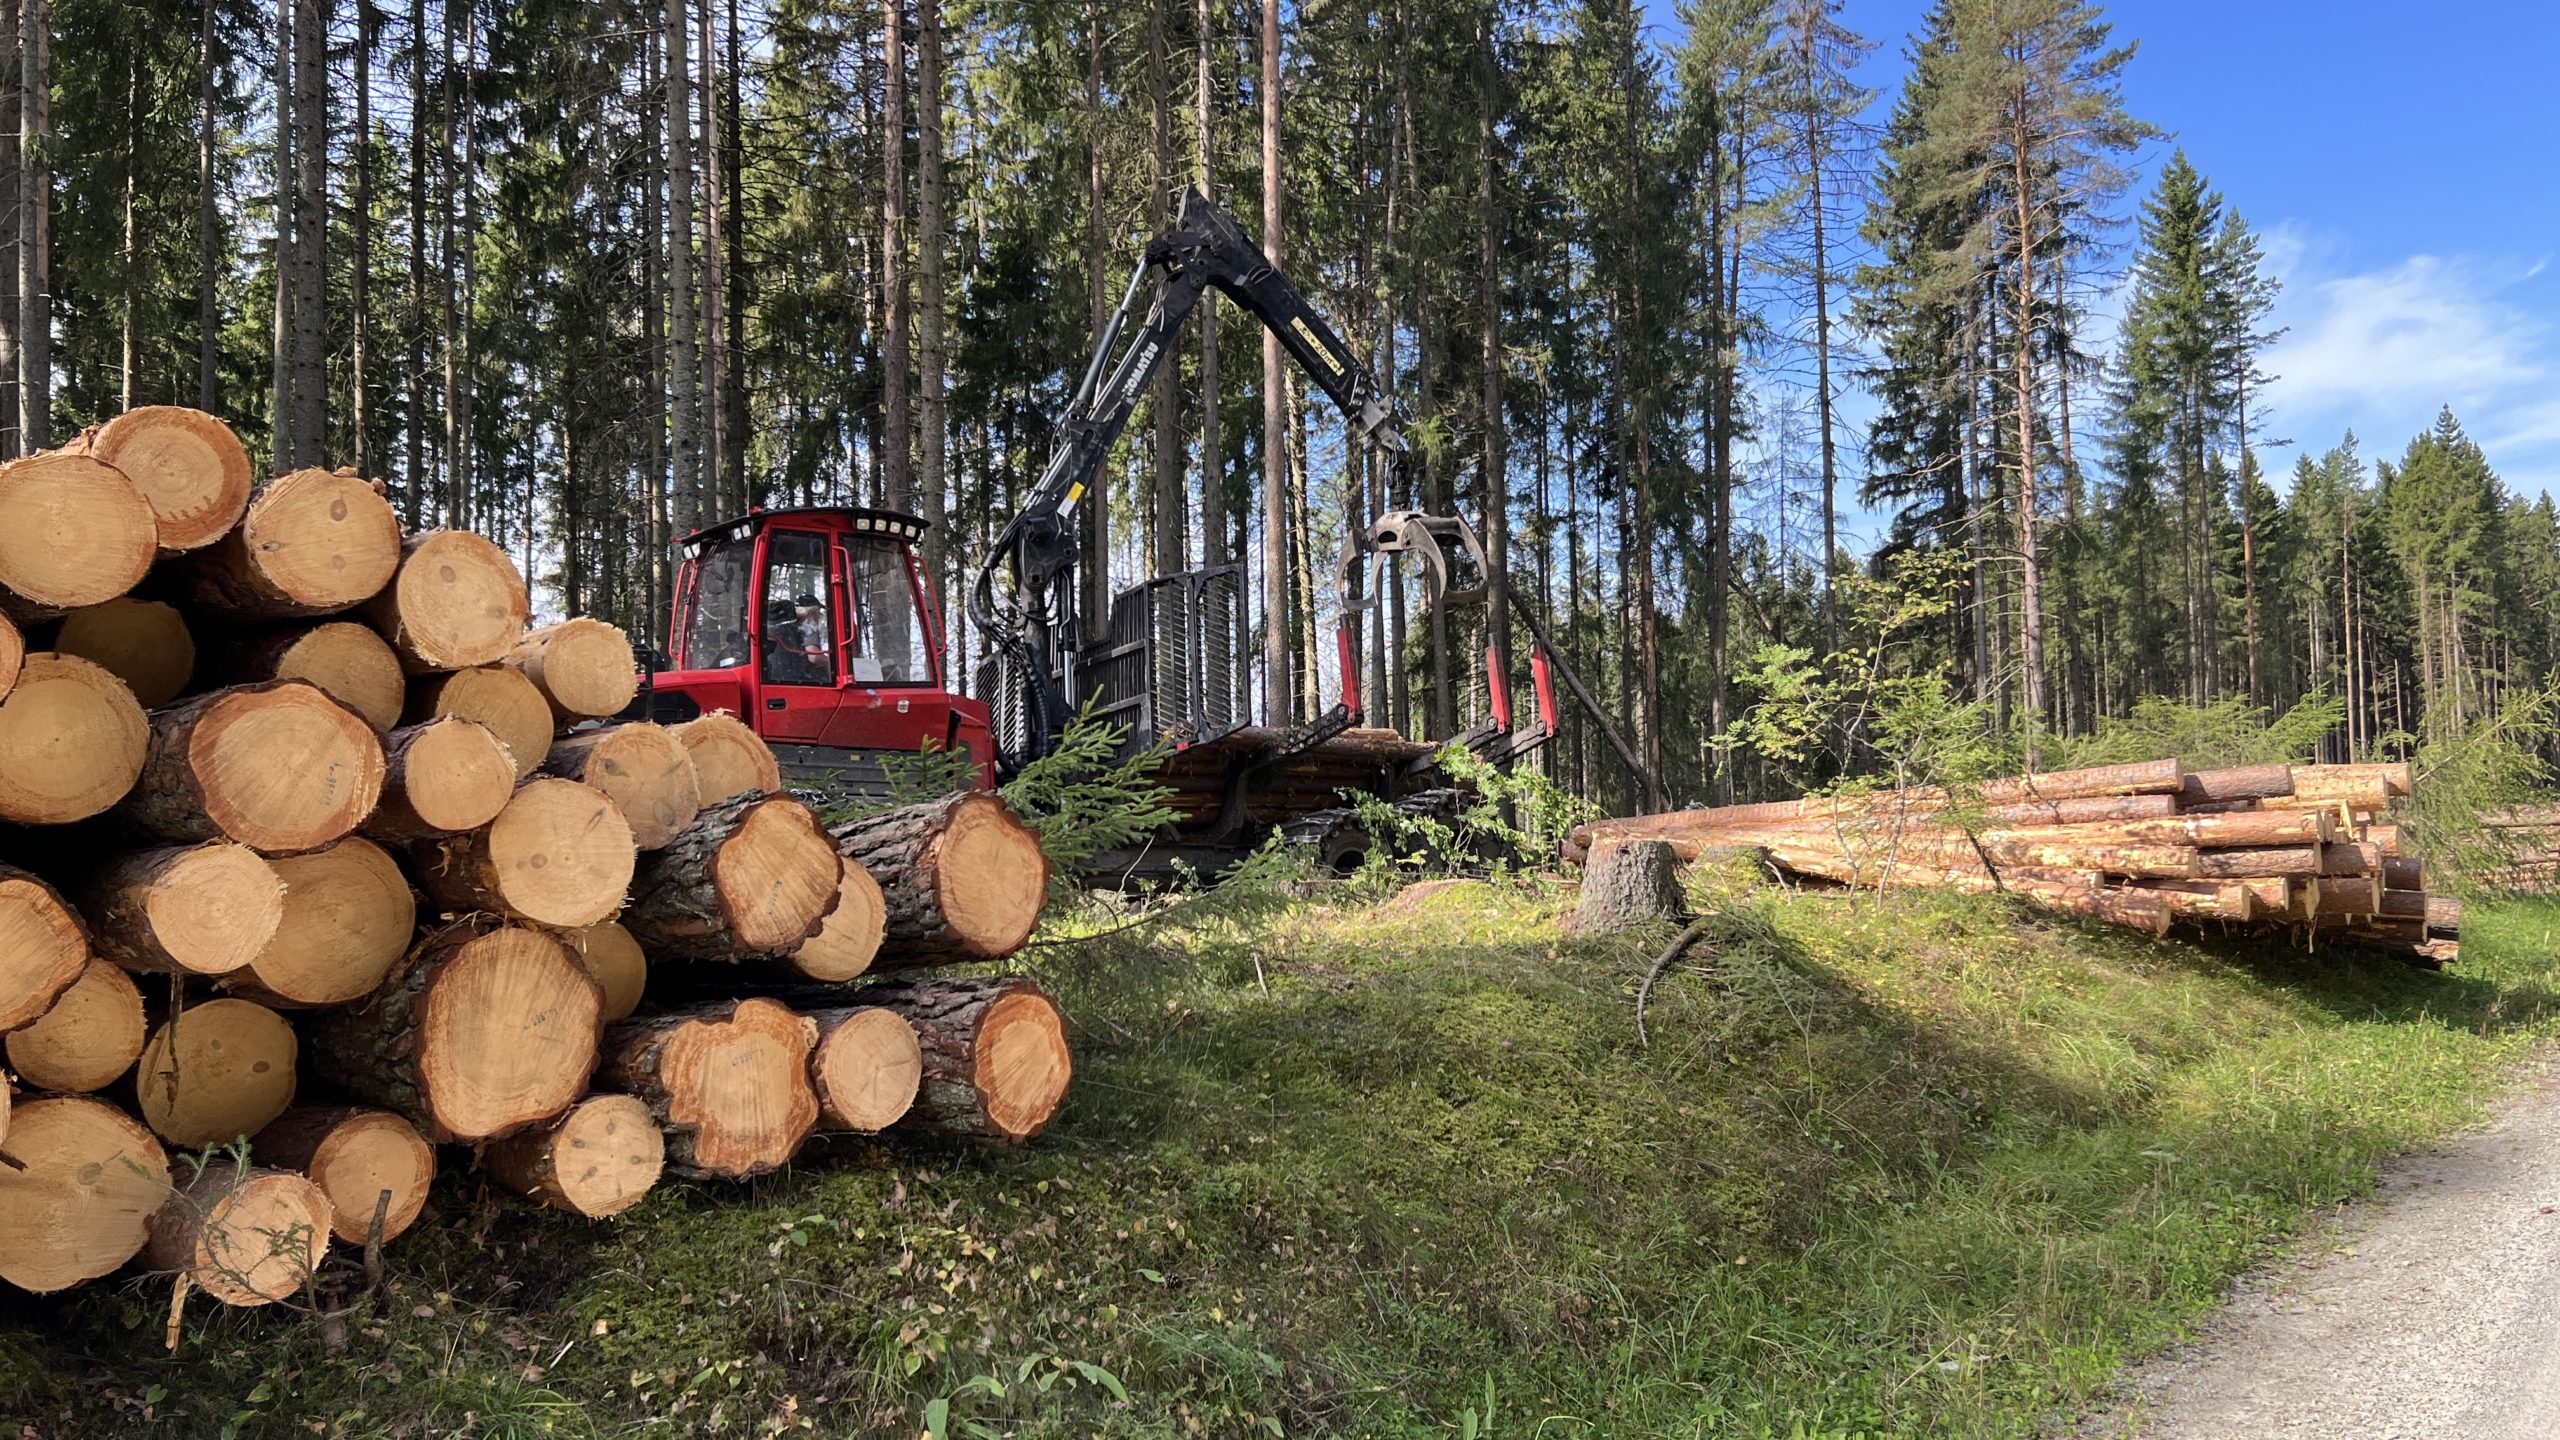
[6,881,2557,1439]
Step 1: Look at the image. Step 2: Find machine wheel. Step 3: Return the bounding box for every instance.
[1280,806,1373,876]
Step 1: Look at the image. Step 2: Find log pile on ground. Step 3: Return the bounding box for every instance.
[1572,759,2459,968]
[0,406,1070,1317]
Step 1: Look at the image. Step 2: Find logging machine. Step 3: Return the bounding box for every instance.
[644,186,1639,875]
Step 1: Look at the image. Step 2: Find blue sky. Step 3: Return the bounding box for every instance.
[1642,0,2560,537]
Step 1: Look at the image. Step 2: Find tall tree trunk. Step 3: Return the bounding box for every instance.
[664,0,698,535]
[1804,24,1838,658]
[1147,0,1182,579]
[350,0,371,473]
[1476,14,1505,695]
[272,0,293,466]
[288,0,325,465]
[1258,0,1288,723]
[403,0,425,522]
[1080,0,1109,649]
[2238,374,2260,706]
[640,33,666,644]
[452,0,475,518]
[2008,93,2044,765]
[878,0,907,512]
[916,0,948,605]
[721,0,744,515]
[1194,0,1222,586]
[17,0,45,452]
[119,48,136,408]
[197,0,216,412]
[0,0,19,459]
[696,0,724,511]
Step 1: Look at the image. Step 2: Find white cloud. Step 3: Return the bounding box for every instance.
[2264,254,2545,422]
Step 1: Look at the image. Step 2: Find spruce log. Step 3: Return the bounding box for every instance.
[859,976,1069,1143]
[2196,846,2324,880]
[2324,842,2384,876]
[53,597,193,707]
[2294,762,2413,800]
[303,923,602,1143]
[66,405,254,552]
[410,778,635,929]
[599,997,818,1179]
[178,467,402,619]
[806,1005,923,1133]
[216,621,407,733]
[1563,838,1688,936]
[143,1164,331,1307]
[480,1093,664,1218]
[0,1095,171,1293]
[83,842,283,977]
[538,722,701,850]
[0,652,149,824]
[3,958,144,1092]
[2382,856,2425,891]
[0,450,159,615]
[2176,762,2295,807]
[363,717,517,841]
[252,1105,435,1246]
[119,680,387,852]
[218,838,417,1008]
[2367,824,2403,857]
[787,856,886,982]
[135,997,299,1147]
[2428,895,2463,932]
[507,618,638,724]
[625,793,840,959]
[0,610,21,703]
[362,529,531,672]
[0,863,93,1031]
[406,664,552,780]
[2379,887,2428,920]
[563,921,647,1022]
[832,792,1049,964]
[672,712,781,803]
[2310,877,2381,917]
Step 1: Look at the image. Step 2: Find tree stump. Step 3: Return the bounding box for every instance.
[3,958,145,1093]
[364,717,518,842]
[410,778,635,929]
[0,652,149,824]
[143,1164,332,1308]
[671,712,780,804]
[600,997,819,1179]
[480,1093,664,1219]
[406,664,553,780]
[362,529,531,672]
[134,997,300,1147]
[65,405,253,553]
[832,792,1049,965]
[53,596,194,707]
[83,842,284,977]
[806,1005,923,1133]
[303,923,602,1143]
[0,450,159,615]
[118,680,388,853]
[0,1095,171,1293]
[507,618,638,724]
[858,975,1069,1144]
[215,620,407,734]
[252,1105,436,1246]
[178,467,402,619]
[218,838,417,1008]
[1563,839,1690,937]
[623,793,840,960]
[0,862,96,1031]
[538,722,701,850]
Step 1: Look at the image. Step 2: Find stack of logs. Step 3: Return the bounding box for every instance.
[2476,807,2560,891]
[0,407,1068,1313]
[1571,758,2460,968]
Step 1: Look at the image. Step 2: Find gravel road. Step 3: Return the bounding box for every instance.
[2083,1067,2560,1438]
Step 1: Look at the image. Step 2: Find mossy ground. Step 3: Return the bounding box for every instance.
[5,879,2556,1438]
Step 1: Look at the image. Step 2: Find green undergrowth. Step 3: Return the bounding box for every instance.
[6,884,2558,1438]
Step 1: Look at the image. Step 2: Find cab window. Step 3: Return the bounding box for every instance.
[761,531,836,685]
[845,536,930,685]
[679,534,753,670]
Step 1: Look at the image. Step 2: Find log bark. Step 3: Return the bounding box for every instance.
[599,997,818,1179]
[538,722,700,850]
[806,1004,922,1133]
[0,610,22,704]
[177,467,402,619]
[0,450,159,614]
[832,792,1048,964]
[0,1095,171,1293]
[0,862,94,1031]
[671,711,780,803]
[2175,762,2295,807]
[563,920,646,1022]
[361,528,530,672]
[251,1104,435,1245]
[363,717,517,841]
[406,664,552,780]
[82,842,283,977]
[858,975,1070,1143]
[64,405,253,553]
[53,596,192,706]
[2293,762,2411,800]
[480,1092,663,1217]
[506,617,638,724]
[0,652,148,824]
[625,793,840,960]
[3,957,143,1091]
[134,996,299,1147]
[787,856,885,982]
[2196,845,2324,880]
[410,778,635,929]
[218,837,416,1007]
[215,620,406,733]
[303,923,602,1143]
[118,680,387,853]
[1563,838,1687,936]
[143,1163,331,1307]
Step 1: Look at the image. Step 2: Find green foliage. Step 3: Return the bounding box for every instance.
[996,700,1177,906]
[2045,692,2345,771]
[1349,746,1599,883]
[2395,679,2560,891]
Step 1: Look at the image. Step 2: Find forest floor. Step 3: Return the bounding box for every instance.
[3,874,2557,1439]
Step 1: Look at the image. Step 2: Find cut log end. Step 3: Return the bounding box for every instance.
[481,1093,665,1218]
[254,1106,436,1246]
[871,977,1070,1144]
[509,618,639,722]
[122,681,387,852]
[145,1165,332,1308]
[0,1096,172,1293]
[4,958,145,1093]
[0,652,149,824]
[367,717,517,840]
[934,796,1051,958]
[810,1006,921,1133]
[223,838,416,1008]
[0,864,92,1031]
[54,597,194,707]
[565,921,647,1023]
[368,530,531,672]
[672,712,780,804]
[604,998,818,1179]
[75,405,254,552]
[541,723,701,850]
[89,842,285,977]
[974,991,1073,1141]
[0,451,159,612]
[412,927,603,1143]
[791,857,885,982]
[136,998,300,1148]
[409,664,553,780]
[246,621,407,733]
[416,778,636,929]
[716,798,842,953]
[185,468,403,617]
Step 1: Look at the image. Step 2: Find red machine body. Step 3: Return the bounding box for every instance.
[640,506,997,793]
